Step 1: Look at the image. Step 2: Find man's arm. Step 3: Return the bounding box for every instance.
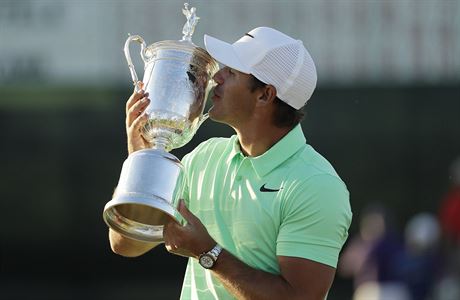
[108,84,155,256]
[212,250,335,300]
[164,200,336,300]
[109,229,161,257]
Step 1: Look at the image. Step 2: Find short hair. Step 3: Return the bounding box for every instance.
[249,75,305,128]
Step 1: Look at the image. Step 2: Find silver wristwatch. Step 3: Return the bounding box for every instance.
[198,244,222,269]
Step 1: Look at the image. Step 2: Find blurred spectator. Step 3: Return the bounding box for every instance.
[433,157,460,300]
[401,213,441,300]
[342,210,442,300]
[439,157,460,246]
[339,204,405,287]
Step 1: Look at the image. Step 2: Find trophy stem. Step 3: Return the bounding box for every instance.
[152,136,169,151]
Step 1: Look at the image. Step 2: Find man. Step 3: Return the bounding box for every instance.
[110,27,352,299]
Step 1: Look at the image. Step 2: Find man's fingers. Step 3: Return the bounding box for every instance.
[164,222,184,254]
[165,245,193,258]
[127,92,149,115]
[126,96,150,127]
[129,112,149,134]
[126,90,143,112]
[126,88,148,113]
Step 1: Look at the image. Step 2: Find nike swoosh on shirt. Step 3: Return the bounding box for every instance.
[260,184,282,192]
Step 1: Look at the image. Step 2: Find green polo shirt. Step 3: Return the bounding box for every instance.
[178,124,352,300]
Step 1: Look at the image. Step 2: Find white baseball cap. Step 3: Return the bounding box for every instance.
[204,27,317,110]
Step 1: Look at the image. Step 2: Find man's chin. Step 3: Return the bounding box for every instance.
[208,109,226,124]
[208,114,221,122]
[208,107,218,121]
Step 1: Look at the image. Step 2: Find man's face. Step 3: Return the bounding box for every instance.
[208,66,257,127]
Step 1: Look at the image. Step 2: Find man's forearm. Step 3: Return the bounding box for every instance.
[109,229,160,257]
[211,250,301,300]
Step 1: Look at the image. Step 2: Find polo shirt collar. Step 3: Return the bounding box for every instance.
[250,124,306,178]
[227,124,306,178]
[226,135,242,163]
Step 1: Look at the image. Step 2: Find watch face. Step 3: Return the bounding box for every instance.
[199,254,214,269]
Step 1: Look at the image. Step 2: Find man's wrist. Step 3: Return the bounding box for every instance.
[198,244,223,269]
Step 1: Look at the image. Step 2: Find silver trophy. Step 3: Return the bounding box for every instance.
[103,3,219,242]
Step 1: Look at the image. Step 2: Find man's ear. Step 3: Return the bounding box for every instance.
[256,85,277,107]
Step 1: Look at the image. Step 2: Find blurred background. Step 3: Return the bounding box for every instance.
[1,0,459,299]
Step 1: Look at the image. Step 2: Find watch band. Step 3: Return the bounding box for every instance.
[208,244,222,260]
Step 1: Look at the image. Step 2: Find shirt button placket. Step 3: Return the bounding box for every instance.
[237,158,249,180]
[228,156,243,200]
[233,157,247,185]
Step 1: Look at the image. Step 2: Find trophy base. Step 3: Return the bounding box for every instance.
[103,149,184,242]
[104,195,179,242]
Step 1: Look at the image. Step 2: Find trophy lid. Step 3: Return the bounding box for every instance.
[143,40,217,74]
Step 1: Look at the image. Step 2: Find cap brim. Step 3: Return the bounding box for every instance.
[204,34,251,74]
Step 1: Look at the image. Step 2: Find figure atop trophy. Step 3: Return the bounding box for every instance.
[182,3,200,42]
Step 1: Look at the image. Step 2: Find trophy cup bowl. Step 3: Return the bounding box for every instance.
[103,4,219,242]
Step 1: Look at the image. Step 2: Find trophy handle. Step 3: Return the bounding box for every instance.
[124,34,148,92]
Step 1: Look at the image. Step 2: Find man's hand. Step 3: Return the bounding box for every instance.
[163,200,216,258]
[126,82,152,154]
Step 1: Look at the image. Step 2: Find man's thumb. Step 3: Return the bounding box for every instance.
[178,199,196,224]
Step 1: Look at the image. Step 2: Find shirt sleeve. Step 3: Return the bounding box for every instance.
[276,174,352,268]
